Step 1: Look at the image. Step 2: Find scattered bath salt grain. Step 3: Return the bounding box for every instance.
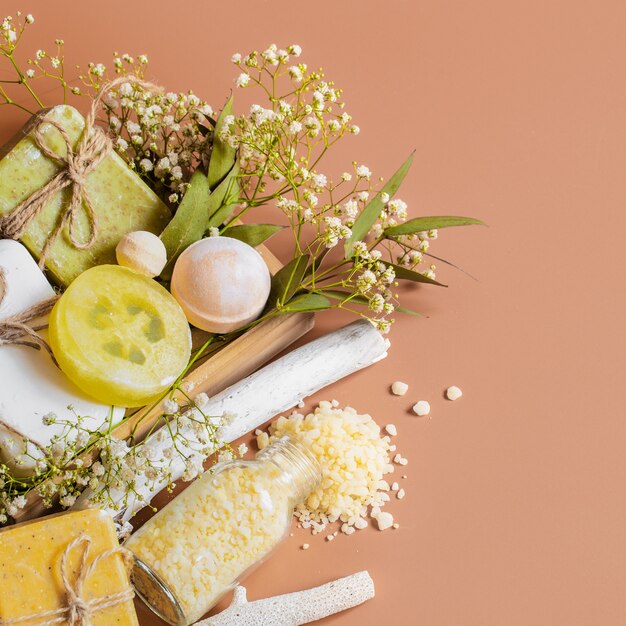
[392,523,400,529]
[396,489,406,500]
[446,385,463,401]
[302,543,310,550]
[374,511,394,531]
[256,401,398,536]
[391,381,409,396]
[256,431,270,450]
[412,400,431,416]
[237,443,249,456]
[391,482,399,492]
[385,424,397,436]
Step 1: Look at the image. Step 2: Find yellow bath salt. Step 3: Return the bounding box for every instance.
[257,401,396,534]
[126,437,321,625]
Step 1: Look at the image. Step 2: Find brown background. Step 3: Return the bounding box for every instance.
[2,1,626,624]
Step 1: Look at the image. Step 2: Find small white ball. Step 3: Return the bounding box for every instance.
[412,400,431,417]
[446,385,463,401]
[116,231,167,278]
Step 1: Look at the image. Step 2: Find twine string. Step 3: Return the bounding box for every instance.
[0,268,58,356]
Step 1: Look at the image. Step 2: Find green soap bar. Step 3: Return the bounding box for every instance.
[0,105,171,286]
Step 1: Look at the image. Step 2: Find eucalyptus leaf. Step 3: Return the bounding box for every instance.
[396,305,424,317]
[324,289,424,316]
[159,171,211,279]
[207,160,241,229]
[322,290,370,306]
[305,247,331,278]
[222,224,285,247]
[384,215,485,238]
[344,151,415,258]
[208,94,236,190]
[388,262,447,287]
[267,255,310,309]
[283,293,332,312]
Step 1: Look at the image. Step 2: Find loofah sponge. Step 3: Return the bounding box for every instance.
[196,570,375,626]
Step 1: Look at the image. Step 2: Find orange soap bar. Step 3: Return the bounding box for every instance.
[0,509,139,625]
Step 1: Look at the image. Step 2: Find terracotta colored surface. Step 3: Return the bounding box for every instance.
[2,1,626,624]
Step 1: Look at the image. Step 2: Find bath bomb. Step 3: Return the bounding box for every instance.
[171,236,271,334]
[116,230,167,278]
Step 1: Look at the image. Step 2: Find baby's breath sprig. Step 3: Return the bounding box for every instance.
[214,44,467,331]
[0,390,234,524]
[0,333,239,525]
[77,55,215,202]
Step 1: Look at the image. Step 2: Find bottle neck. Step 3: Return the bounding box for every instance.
[257,436,322,504]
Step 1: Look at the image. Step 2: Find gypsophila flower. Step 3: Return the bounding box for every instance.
[356,165,372,179]
[288,44,302,57]
[75,56,215,199]
[163,399,179,414]
[236,73,250,88]
[289,65,303,82]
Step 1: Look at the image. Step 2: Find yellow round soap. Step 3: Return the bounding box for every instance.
[49,265,191,407]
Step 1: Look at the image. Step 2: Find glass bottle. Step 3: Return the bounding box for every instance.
[126,436,322,625]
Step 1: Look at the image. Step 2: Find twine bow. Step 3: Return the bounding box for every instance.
[0,268,58,357]
[0,534,135,626]
[0,77,161,269]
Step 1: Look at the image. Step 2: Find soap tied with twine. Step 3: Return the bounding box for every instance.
[0,76,161,270]
[0,534,134,626]
[0,267,57,357]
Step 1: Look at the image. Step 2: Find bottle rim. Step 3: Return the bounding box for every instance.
[257,435,322,504]
[132,555,187,626]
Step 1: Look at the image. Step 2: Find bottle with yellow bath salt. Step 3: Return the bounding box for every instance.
[126,436,322,625]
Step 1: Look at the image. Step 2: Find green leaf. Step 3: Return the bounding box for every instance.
[322,290,370,307]
[222,224,285,247]
[159,171,211,279]
[208,94,236,190]
[384,215,485,238]
[387,262,447,287]
[267,255,310,309]
[344,151,415,258]
[324,290,424,316]
[396,305,424,317]
[305,247,331,278]
[207,160,241,229]
[283,293,332,312]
